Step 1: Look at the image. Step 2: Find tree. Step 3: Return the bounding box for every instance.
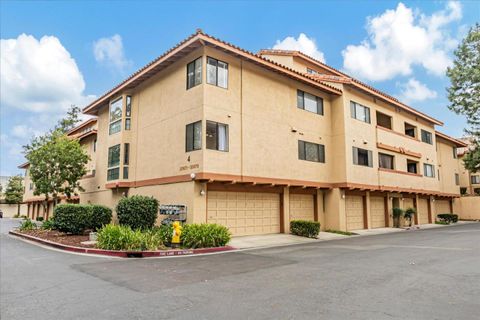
[4,176,24,215]
[23,105,89,213]
[447,23,480,171]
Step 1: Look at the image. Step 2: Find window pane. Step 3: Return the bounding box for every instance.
[319,144,325,162]
[126,96,131,117]
[407,162,417,174]
[305,142,319,162]
[194,57,202,86]
[357,148,369,166]
[298,141,305,160]
[125,118,131,130]
[217,61,228,88]
[356,104,366,122]
[218,123,228,151]
[304,92,318,113]
[193,121,202,150]
[207,57,217,85]
[124,143,130,165]
[109,120,121,135]
[317,97,324,115]
[186,123,194,152]
[379,153,394,169]
[110,98,123,122]
[187,61,195,89]
[107,168,120,181]
[123,166,129,179]
[206,121,217,150]
[297,90,304,109]
[108,145,120,168]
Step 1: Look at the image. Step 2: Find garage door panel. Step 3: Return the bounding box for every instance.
[370,196,386,228]
[346,195,364,231]
[289,194,315,221]
[436,200,451,215]
[208,191,280,236]
[418,198,429,224]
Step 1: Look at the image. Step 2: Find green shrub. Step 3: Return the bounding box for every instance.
[53,204,90,234]
[290,220,321,238]
[13,214,20,218]
[36,216,44,222]
[435,220,449,225]
[392,207,404,218]
[154,224,173,246]
[96,224,163,251]
[451,214,459,223]
[116,196,159,230]
[325,229,356,236]
[181,224,231,248]
[41,219,55,230]
[437,213,458,224]
[19,219,37,231]
[404,207,416,220]
[87,205,112,231]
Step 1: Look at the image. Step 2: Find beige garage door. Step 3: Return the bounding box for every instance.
[435,200,451,216]
[346,195,364,231]
[417,198,429,224]
[207,191,280,236]
[370,196,386,228]
[403,198,415,226]
[289,194,314,221]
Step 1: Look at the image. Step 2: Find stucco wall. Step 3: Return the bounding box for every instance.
[0,203,27,217]
[454,196,480,220]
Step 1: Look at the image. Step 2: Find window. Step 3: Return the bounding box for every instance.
[187,57,202,89]
[471,175,480,184]
[350,101,371,123]
[123,143,129,181]
[404,123,417,138]
[306,68,319,75]
[460,187,467,195]
[376,112,392,129]
[379,153,394,169]
[475,188,480,195]
[93,139,97,152]
[107,144,120,181]
[421,129,433,144]
[29,182,33,190]
[109,98,123,135]
[298,140,325,163]
[407,160,418,174]
[206,121,228,151]
[297,90,324,115]
[453,147,457,159]
[186,121,202,152]
[353,147,373,167]
[206,57,228,88]
[125,95,132,130]
[423,163,435,178]
[455,173,460,186]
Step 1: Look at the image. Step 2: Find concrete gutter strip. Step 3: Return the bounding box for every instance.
[8,230,235,258]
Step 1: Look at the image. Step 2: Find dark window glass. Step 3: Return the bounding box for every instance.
[107,168,120,181]
[206,121,228,151]
[407,161,418,174]
[93,139,97,152]
[453,147,457,159]
[125,118,131,130]
[124,143,130,165]
[187,57,202,89]
[123,167,129,179]
[297,90,323,115]
[186,121,202,152]
[405,123,416,138]
[298,140,325,163]
[376,112,392,129]
[379,153,394,169]
[107,145,120,168]
[455,173,460,186]
[421,130,433,144]
[471,175,480,184]
[353,147,372,167]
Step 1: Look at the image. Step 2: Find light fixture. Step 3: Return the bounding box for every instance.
[190,173,196,180]
[200,189,205,196]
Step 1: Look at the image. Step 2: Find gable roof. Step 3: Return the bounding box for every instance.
[258,49,443,126]
[83,30,342,115]
[435,131,468,147]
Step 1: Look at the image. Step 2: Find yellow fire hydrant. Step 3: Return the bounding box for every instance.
[171,221,182,248]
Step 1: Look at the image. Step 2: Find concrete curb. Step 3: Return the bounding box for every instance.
[8,230,236,258]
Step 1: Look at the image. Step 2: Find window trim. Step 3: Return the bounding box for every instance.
[376,111,392,130]
[423,163,435,178]
[421,129,433,144]
[206,56,229,89]
[404,122,417,138]
[297,90,324,115]
[298,140,325,163]
[206,120,229,152]
[185,121,202,152]
[350,101,371,124]
[186,57,203,90]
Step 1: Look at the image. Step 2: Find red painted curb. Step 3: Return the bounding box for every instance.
[9,230,236,258]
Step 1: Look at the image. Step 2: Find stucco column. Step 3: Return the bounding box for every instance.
[282,187,290,233]
[324,188,345,231]
[193,181,207,224]
[365,191,371,229]
[316,189,325,231]
[414,195,420,225]
[428,196,435,223]
[386,194,393,227]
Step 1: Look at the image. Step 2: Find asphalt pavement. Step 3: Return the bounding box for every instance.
[1,218,479,320]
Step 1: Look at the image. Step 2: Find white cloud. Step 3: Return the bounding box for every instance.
[342,1,462,81]
[273,33,326,62]
[93,34,130,71]
[0,34,94,113]
[398,78,437,103]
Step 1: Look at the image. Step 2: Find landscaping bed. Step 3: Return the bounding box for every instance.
[16,229,92,248]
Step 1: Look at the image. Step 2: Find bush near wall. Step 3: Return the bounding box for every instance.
[290,220,321,238]
[437,213,459,224]
[53,204,112,234]
[96,225,163,251]
[116,196,159,230]
[181,224,231,248]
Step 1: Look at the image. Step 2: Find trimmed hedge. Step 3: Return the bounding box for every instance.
[437,213,458,224]
[53,204,112,234]
[290,220,320,238]
[96,224,163,251]
[116,196,158,230]
[181,224,231,248]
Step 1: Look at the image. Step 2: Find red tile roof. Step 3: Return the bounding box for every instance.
[435,131,468,147]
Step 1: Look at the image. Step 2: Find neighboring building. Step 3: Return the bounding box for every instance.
[20,30,470,232]
[19,118,97,220]
[456,136,479,195]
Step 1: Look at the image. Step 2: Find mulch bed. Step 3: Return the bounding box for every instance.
[18,230,93,248]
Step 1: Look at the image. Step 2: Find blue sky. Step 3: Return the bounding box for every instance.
[1,0,479,177]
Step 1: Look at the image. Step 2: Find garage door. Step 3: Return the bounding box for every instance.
[403,198,415,226]
[346,195,364,231]
[370,196,386,228]
[207,191,280,236]
[289,194,314,221]
[435,200,451,216]
[417,198,429,224]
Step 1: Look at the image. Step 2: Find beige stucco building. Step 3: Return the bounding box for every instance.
[21,30,471,233]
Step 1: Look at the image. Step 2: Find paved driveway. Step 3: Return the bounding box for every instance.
[1,218,479,320]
